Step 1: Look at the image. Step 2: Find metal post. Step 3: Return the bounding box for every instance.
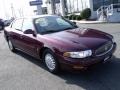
[37,5,43,15]
[50,0,55,14]
[36,0,43,15]
[64,0,68,14]
[102,0,104,20]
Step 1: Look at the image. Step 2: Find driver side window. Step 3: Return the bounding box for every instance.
[22,19,34,32]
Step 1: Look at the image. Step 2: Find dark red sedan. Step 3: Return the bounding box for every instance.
[4,15,116,73]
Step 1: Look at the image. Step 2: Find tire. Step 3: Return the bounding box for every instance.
[8,39,16,52]
[43,49,60,74]
[2,26,4,30]
[0,25,4,30]
[0,26,2,30]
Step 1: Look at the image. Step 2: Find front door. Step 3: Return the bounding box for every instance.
[20,19,40,58]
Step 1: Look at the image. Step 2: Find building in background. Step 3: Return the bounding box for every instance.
[46,0,120,20]
[46,0,97,18]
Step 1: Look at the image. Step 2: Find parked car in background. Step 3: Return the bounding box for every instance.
[4,15,116,73]
[4,18,15,27]
[4,20,11,26]
[0,19,4,30]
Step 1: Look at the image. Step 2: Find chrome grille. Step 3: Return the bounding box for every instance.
[95,41,113,56]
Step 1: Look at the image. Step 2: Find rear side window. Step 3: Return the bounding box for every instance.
[12,19,23,31]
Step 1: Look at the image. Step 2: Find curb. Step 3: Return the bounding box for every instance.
[71,20,120,24]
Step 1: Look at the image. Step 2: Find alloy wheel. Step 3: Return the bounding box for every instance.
[45,53,56,71]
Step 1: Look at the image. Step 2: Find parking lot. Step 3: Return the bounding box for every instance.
[0,23,120,90]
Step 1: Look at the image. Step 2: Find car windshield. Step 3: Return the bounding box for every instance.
[34,16,77,34]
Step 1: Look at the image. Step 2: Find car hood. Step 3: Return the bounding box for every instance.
[42,28,112,51]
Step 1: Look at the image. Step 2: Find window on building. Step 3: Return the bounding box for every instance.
[93,0,119,11]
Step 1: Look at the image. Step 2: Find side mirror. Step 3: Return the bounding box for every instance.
[24,29,34,34]
[73,22,76,25]
[24,29,36,36]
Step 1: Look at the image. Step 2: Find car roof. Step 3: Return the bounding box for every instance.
[15,15,60,20]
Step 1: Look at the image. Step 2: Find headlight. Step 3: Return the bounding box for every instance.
[63,50,92,59]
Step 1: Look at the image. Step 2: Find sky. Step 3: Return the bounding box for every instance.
[0,0,46,19]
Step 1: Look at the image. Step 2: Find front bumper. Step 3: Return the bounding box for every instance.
[57,43,116,70]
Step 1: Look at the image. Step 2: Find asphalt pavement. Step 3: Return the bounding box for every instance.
[0,23,120,90]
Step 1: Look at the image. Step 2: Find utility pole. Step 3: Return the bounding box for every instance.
[81,0,83,11]
[11,3,16,18]
[77,0,79,12]
[73,0,75,13]
[18,8,24,17]
[69,0,72,13]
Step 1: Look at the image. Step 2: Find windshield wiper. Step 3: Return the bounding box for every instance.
[63,27,75,30]
[43,27,76,34]
[44,30,60,34]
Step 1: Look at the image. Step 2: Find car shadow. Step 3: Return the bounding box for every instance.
[58,56,120,90]
[15,51,47,70]
[15,51,120,90]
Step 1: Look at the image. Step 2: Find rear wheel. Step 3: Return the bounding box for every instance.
[0,26,2,30]
[0,25,4,30]
[8,39,16,52]
[43,49,60,74]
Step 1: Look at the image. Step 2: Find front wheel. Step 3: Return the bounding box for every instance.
[43,49,60,74]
